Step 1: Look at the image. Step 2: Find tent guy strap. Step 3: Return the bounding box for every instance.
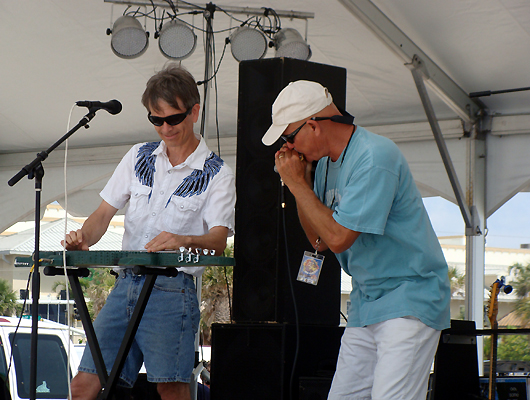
[103,0,315,20]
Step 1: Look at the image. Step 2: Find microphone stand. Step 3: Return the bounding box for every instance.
[8,109,98,400]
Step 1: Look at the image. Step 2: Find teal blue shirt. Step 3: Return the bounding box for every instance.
[314,127,450,330]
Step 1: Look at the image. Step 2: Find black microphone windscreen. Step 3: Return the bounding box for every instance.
[107,100,123,115]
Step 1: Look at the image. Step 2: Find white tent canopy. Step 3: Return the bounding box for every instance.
[1,0,529,370]
[0,0,528,222]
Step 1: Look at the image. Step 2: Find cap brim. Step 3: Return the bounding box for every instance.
[262,123,288,146]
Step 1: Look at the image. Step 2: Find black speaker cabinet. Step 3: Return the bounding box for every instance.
[233,58,347,325]
[210,323,344,400]
[430,320,481,400]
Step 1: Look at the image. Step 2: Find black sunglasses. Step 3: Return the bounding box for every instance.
[281,121,307,143]
[148,108,192,127]
[280,111,356,144]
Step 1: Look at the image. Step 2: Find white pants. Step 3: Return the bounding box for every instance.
[328,317,441,400]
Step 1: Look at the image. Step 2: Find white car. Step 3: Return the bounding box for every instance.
[0,316,80,400]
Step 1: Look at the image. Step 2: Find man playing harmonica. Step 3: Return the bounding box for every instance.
[262,80,450,400]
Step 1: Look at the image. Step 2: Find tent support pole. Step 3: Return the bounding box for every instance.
[410,67,473,228]
[411,66,487,374]
[465,122,487,375]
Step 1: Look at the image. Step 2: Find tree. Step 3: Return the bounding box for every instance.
[448,265,465,297]
[497,333,530,362]
[199,244,234,345]
[81,268,116,320]
[0,279,21,316]
[52,268,115,321]
[482,263,530,363]
[508,262,530,324]
[484,327,530,362]
[52,278,89,299]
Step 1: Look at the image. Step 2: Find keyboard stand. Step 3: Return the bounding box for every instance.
[45,265,179,400]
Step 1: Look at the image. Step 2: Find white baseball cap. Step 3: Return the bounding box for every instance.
[262,80,333,146]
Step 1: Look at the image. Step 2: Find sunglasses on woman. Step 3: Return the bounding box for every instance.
[147,108,192,127]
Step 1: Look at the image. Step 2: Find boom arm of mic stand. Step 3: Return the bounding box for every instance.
[8,111,95,187]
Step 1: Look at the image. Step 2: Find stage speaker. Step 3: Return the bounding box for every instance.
[233,57,347,325]
[210,323,344,400]
[430,320,481,400]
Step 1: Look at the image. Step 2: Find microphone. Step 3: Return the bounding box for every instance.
[76,99,122,115]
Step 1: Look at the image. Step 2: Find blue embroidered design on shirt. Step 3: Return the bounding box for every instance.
[167,152,223,205]
[135,141,159,188]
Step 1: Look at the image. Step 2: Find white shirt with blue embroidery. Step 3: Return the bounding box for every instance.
[100,135,236,277]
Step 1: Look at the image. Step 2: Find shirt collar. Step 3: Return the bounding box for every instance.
[152,134,209,170]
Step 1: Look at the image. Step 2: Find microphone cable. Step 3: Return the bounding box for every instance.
[279,179,300,400]
[340,311,348,323]
[62,103,78,400]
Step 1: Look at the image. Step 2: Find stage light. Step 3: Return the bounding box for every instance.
[229,26,268,62]
[110,16,149,59]
[273,28,311,60]
[158,20,197,60]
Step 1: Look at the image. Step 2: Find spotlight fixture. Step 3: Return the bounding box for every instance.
[229,26,268,62]
[158,20,197,60]
[110,15,149,59]
[274,28,311,61]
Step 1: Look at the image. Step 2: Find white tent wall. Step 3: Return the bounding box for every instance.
[0,146,129,230]
[487,130,530,216]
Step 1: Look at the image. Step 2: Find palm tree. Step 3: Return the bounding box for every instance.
[81,268,116,320]
[0,279,21,316]
[52,278,89,298]
[52,268,115,321]
[508,262,530,323]
[448,265,465,297]
[199,244,234,345]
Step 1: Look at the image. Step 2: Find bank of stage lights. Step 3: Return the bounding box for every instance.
[107,5,312,62]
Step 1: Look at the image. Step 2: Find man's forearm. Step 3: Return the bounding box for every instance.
[181,228,229,255]
[292,184,335,247]
[297,201,329,251]
[290,181,359,254]
[80,215,112,247]
[145,226,229,254]
[83,201,119,246]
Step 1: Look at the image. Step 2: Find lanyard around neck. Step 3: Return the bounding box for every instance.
[322,128,355,209]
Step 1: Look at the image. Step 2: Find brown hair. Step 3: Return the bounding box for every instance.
[141,64,200,113]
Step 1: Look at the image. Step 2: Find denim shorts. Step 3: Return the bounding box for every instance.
[78,269,200,387]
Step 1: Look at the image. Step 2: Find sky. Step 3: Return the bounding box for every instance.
[423,192,530,249]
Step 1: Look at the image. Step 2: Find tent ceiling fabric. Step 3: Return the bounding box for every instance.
[1,0,529,232]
